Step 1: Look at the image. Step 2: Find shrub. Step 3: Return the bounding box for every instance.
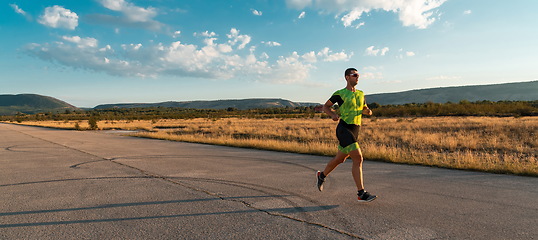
[88,117,98,130]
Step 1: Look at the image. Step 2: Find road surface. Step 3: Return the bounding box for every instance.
[1,123,537,239]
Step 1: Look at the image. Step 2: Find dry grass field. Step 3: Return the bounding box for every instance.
[7,116,537,176]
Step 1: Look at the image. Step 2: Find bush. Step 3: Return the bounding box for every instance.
[88,117,98,130]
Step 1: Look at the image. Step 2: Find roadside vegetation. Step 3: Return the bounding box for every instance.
[1,100,537,177]
[2,100,537,123]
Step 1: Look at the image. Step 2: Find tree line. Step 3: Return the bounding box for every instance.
[368,100,538,117]
[1,100,536,122]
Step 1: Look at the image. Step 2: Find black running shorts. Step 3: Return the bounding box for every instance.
[336,119,360,154]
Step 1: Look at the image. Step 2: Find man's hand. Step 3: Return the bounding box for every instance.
[331,114,340,121]
[363,108,373,116]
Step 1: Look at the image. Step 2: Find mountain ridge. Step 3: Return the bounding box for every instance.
[0,94,79,115]
[93,98,320,110]
[1,80,537,115]
[366,80,537,105]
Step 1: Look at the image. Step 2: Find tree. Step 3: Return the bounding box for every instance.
[88,117,98,130]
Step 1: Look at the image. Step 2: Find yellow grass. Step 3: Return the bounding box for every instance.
[7,117,537,176]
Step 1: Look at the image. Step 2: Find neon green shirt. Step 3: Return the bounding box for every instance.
[329,88,365,125]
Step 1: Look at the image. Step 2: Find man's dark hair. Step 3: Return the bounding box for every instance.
[344,68,357,77]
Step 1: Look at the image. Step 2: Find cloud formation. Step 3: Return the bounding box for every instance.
[10,3,31,20]
[286,0,447,29]
[262,41,282,47]
[24,28,352,84]
[365,46,389,56]
[38,5,78,30]
[100,0,156,22]
[301,48,353,63]
[227,28,251,50]
[397,48,416,58]
[85,0,165,31]
[62,36,98,48]
[251,9,263,16]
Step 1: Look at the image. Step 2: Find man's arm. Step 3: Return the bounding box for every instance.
[363,104,373,116]
[323,100,340,121]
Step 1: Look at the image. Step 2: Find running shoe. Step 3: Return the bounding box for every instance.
[357,191,377,202]
[316,171,325,191]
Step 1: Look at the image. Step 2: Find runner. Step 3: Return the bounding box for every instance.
[316,67,377,202]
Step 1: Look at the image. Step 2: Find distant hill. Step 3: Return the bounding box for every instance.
[0,94,79,115]
[367,80,538,105]
[3,80,536,115]
[94,98,320,110]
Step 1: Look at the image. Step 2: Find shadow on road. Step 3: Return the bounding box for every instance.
[0,195,338,228]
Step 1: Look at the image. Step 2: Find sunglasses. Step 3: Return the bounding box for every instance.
[348,73,359,77]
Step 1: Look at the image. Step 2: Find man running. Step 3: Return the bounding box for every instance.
[317,67,377,202]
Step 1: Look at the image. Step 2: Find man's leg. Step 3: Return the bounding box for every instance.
[349,148,377,202]
[322,150,349,177]
[348,148,364,191]
[317,151,348,191]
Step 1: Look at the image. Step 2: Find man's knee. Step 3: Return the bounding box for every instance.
[333,155,348,164]
[349,150,363,163]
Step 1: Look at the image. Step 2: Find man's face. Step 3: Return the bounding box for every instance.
[346,71,359,86]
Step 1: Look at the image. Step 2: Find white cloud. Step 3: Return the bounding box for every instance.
[354,22,365,29]
[298,11,306,19]
[99,45,113,52]
[62,36,98,48]
[396,49,416,58]
[361,72,383,80]
[172,31,181,38]
[317,47,352,62]
[463,10,472,15]
[398,1,446,29]
[87,0,164,31]
[262,41,282,47]
[38,5,78,30]
[10,3,26,15]
[286,0,312,9]
[270,52,313,84]
[122,43,142,51]
[10,3,31,20]
[286,0,447,29]
[195,31,217,38]
[227,28,251,50]
[300,48,353,63]
[341,9,368,28]
[218,44,233,53]
[251,9,263,16]
[365,46,377,56]
[24,29,351,84]
[260,52,270,60]
[353,66,385,80]
[365,46,389,56]
[362,66,380,71]
[380,47,389,56]
[301,51,317,63]
[100,0,156,22]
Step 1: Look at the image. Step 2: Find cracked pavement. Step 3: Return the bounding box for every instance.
[1,123,537,239]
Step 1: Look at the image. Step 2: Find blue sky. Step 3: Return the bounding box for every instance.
[2,0,537,107]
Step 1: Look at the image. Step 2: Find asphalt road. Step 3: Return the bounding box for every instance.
[1,123,537,239]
